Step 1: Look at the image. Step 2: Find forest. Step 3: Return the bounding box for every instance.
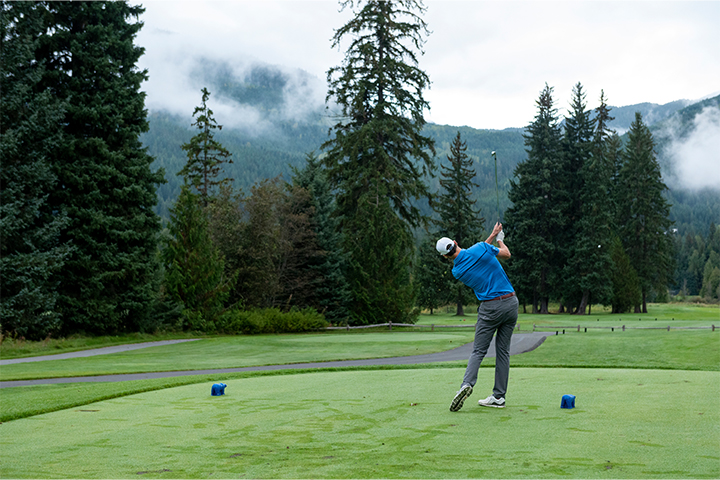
[2,0,718,341]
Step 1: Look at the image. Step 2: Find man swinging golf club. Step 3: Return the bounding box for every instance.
[436,222,518,411]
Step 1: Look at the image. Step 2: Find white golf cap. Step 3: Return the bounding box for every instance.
[436,237,455,255]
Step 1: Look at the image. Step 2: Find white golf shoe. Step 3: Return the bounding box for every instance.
[478,395,505,408]
[449,384,473,412]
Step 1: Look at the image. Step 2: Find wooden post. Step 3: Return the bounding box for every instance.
[431,324,435,331]
[622,325,625,331]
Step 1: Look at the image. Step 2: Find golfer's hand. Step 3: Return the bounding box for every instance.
[496,230,505,243]
[492,222,503,238]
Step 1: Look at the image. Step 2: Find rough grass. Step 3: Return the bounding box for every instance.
[1,368,718,479]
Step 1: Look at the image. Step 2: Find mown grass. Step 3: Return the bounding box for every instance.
[1,368,718,479]
[1,303,718,478]
[0,331,475,381]
[0,331,204,360]
[1,329,717,423]
[417,302,720,327]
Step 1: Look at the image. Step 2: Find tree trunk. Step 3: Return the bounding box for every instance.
[642,290,648,313]
[456,286,465,316]
[532,287,539,314]
[558,302,565,314]
[575,290,589,315]
[540,297,549,314]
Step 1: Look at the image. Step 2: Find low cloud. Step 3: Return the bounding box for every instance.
[664,106,720,191]
[142,53,327,136]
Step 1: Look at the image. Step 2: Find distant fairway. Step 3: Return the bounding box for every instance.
[0,368,718,478]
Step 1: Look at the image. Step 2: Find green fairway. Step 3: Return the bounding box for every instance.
[0,331,474,381]
[1,302,718,478]
[417,302,719,328]
[1,368,718,479]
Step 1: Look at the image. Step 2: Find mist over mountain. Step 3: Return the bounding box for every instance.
[142,59,719,236]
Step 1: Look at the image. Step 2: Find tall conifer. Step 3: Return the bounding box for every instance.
[505,84,564,313]
[434,132,484,315]
[161,186,233,330]
[615,112,673,312]
[563,88,614,313]
[179,88,233,205]
[0,2,72,338]
[323,0,435,324]
[21,2,164,333]
[291,154,351,323]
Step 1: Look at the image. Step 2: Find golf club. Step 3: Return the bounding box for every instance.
[492,151,500,221]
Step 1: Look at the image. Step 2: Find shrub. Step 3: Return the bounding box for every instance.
[218,308,328,335]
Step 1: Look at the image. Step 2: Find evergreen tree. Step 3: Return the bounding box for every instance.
[608,235,641,313]
[615,112,674,312]
[21,2,165,334]
[234,178,285,308]
[322,0,435,324]
[434,131,484,315]
[563,89,614,313]
[179,88,233,205]
[275,182,325,310]
[345,199,417,324]
[161,185,233,330]
[505,84,564,313]
[415,236,452,314]
[699,251,720,300]
[291,153,352,323]
[0,2,72,339]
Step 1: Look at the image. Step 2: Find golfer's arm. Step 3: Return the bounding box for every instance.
[496,241,511,259]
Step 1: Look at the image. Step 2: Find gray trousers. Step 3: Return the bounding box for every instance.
[462,295,519,398]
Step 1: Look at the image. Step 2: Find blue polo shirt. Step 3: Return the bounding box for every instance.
[452,242,514,301]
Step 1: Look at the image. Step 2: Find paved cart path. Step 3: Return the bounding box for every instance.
[0,339,200,366]
[0,333,553,388]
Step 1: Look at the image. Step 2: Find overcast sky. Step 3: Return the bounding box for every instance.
[135,0,720,130]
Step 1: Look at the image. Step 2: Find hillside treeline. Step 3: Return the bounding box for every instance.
[2,1,718,341]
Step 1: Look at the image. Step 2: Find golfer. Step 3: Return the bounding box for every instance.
[436,222,518,412]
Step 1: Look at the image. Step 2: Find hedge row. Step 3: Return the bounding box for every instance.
[217,308,328,334]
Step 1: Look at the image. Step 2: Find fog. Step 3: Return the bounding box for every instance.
[143,53,328,135]
[136,1,720,130]
[664,106,720,191]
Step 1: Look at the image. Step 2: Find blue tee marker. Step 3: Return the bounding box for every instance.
[561,394,576,409]
[211,383,227,396]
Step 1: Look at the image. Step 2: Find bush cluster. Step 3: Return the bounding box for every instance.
[218,308,328,334]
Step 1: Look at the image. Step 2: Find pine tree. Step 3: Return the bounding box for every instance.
[179,88,233,205]
[322,0,435,324]
[609,235,641,313]
[434,132,484,315]
[0,2,72,339]
[505,84,564,313]
[291,153,351,323]
[20,2,165,334]
[415,236,452,314]
[345,199,417,324]
[615,112,674,312]
[161,185,234,330]
[563,89,614,314]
